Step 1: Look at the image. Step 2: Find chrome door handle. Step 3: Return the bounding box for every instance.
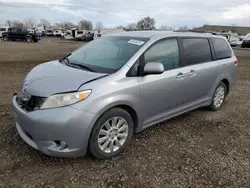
[188,70,196,77]
[176,73,186,80]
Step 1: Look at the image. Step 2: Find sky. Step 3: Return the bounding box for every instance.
[0,0,250,28]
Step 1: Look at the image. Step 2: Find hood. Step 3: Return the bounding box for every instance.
[23,60,107,97]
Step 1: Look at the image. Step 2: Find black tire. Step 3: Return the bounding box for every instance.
[26,36,33,43]
[208,82,227,111]
[88,108,134,159]
[3,36,8,41]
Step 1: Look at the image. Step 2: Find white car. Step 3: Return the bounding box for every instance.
[0,26,9,38]
[53,29,65,37]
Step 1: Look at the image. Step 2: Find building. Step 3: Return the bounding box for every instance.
[194,25,250,35]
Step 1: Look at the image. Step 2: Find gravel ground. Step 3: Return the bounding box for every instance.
[0,39,250,188]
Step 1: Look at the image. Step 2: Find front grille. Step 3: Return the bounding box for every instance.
[16,95,46,112]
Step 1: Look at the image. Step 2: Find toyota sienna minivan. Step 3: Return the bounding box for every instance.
[12,31,237,159]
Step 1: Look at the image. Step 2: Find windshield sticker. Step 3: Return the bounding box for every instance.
[128,39,145,46]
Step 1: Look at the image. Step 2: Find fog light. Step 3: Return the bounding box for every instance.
[60,141,67,147]
[58,141,68,150]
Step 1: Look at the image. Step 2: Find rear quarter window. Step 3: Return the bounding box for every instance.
[211,38,232,60]
[182,38,212,65]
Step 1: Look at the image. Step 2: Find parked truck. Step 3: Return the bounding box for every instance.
[2,28,41,42]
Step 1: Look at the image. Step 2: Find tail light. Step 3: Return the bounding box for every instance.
[234,59,239,66]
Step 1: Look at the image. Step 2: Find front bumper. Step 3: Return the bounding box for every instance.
[12,96,96,158]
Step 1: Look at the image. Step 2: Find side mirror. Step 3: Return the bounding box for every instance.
[143,62,164,75]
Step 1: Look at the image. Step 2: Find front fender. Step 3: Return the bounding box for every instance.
[25,34,33,38]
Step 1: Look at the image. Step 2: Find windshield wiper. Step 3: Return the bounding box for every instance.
[71,63,96,72]
[64,57,71,65]
[59,53,71,63]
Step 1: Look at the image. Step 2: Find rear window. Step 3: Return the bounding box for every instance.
[182,38,212,65]
[211,38,232,60]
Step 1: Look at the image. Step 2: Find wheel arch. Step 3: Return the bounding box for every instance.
[221,78,230,95]
[92,102,140,134]
[25,34,32,38]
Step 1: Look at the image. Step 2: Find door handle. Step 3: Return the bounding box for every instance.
[188,70,196,77]
[176,73,186,80]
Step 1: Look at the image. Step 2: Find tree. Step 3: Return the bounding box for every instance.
[54,22,62,29]
[178,26,188,31]
[6,20,12,27]
[78,20,93,30]
[136,16,155,30]
[54,22,76,29]
[12,20,24,28]
[40,19,51,30]
[159,25,172,31]
[24,18,36,28]
[95,21,103,30]
[126,23,137,30]
[116,25,125,29]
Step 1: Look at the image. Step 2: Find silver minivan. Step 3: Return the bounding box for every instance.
[12,31,238,159]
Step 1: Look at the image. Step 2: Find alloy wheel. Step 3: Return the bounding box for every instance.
[213,86,225,108]
[97,117,129,154]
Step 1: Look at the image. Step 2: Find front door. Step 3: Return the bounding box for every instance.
[16,29,24,39]
[138,38,186,127]
[9,28,17,39]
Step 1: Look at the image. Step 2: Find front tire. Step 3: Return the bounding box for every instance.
[89,108,134,159]
[209,82,227,111]
[26,37,33,43]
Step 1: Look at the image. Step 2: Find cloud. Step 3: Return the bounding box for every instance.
[222,4,250,20]
[1,0,68,5]
[0,0,250,28]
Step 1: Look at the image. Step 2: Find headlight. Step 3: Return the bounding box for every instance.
[40,90,91,109]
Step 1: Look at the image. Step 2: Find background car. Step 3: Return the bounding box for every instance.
[2,28,41,42]
[242,33,250,48]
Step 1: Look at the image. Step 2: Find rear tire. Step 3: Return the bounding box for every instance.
[88,108,134,159]
[3,36,8,41]
[208,82,227,111]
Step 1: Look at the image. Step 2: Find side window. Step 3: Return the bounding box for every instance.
[144,39,180,71]
[11,29,17,33]
[129,59,140,76]
[211,38,232,60]
[182,38,212,65]
[0,28,6,31]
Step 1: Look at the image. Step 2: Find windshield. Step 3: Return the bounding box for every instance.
[244,34,250,40]
[65,36,148,73]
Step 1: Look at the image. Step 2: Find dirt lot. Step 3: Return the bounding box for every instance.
[0,38,250,188]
